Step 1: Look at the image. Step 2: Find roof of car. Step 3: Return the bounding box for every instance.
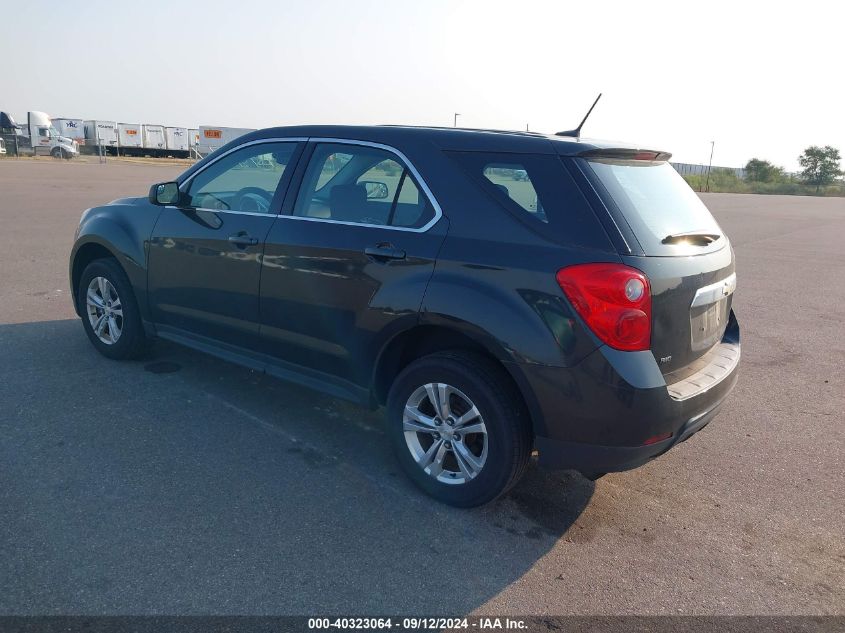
[245,124,664,156]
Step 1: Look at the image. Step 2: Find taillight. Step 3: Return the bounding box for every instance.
[555,263,652,351]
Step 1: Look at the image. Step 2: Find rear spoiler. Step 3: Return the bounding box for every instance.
[579,148,672,162]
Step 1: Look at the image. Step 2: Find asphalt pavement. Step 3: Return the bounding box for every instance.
[0,159,842,615]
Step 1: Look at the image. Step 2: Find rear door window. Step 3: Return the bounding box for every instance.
[315,151,354,189]
[293,143,435,229]
[584,159,723,255]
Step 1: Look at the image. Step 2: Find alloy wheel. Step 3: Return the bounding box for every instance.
[86,276,123,345]
[403,382,488,484]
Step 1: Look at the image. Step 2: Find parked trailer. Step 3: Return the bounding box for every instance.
[52,118,86,146]
[197,125,256,156]
[117,123,142,155]
[83,120,119,155]
[164,126,189,158]
[141,124,166,156]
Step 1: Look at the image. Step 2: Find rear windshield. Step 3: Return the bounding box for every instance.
[585,159,723,255]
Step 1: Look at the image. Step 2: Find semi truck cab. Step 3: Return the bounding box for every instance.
[0,111,79,158]
[28,111,79,158]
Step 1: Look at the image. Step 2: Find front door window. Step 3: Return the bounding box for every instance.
[185,142,298,214]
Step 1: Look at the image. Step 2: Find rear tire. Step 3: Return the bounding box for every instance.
[77,258,149,360]
[387,351,532,507]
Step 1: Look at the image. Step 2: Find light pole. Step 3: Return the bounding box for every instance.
[705,140,715,192]
[454,113,460,128]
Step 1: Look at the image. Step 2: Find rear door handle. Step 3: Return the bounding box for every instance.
[229,233,258,247]
[364,244,406,261]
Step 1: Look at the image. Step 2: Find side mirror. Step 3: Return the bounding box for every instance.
[149,181,181,206]
[360,180,389,200]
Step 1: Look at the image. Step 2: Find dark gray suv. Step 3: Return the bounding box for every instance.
[70,125,740,506]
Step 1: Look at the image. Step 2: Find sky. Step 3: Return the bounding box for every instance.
[4,0,843,171]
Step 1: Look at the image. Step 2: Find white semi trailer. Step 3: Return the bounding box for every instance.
[197,125,256,156]
[3,111,252,160]
[142,124,166,155]
[84,120,119,155]
[117,123,143,155]
[52,118,86,146]
[165,126,189,157]
[113,123,190,158]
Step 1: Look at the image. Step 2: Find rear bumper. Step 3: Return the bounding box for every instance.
[507,310,740,475]
[534,383,731,474]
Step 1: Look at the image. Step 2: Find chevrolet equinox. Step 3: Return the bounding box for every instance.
[69,125,740,507]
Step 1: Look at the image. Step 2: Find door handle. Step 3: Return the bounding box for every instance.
[228,233,258,247]
[364,244,406,262]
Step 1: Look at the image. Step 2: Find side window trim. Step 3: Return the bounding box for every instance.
[173,138,307,216]
[172,136,443,230]
[267,142,306,214]
[278,138,443,233]
[279,141,317,216]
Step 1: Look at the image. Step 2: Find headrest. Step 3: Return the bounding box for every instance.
[329,184,367,221]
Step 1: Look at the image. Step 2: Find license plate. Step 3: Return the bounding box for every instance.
[690,297,728,351]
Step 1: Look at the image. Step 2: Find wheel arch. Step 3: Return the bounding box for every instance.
[70,202,164,321]
[371,323,537,437]
[70,230,147,321]
[70,241,121,315]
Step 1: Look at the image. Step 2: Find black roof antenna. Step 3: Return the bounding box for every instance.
[555,93,602,138]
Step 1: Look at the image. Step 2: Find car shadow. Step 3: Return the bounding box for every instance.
[0,318,594,615]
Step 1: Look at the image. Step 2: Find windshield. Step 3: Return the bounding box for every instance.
[586,159,723,255]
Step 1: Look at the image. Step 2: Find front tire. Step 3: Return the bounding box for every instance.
[387,351,532,507]
[77,258,149,360]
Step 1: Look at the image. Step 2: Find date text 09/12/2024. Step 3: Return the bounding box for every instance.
[307,617,528,630]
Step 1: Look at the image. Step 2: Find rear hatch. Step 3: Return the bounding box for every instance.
[574,152,736,376]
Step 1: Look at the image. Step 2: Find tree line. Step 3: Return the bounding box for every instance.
[745,146,842,192]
